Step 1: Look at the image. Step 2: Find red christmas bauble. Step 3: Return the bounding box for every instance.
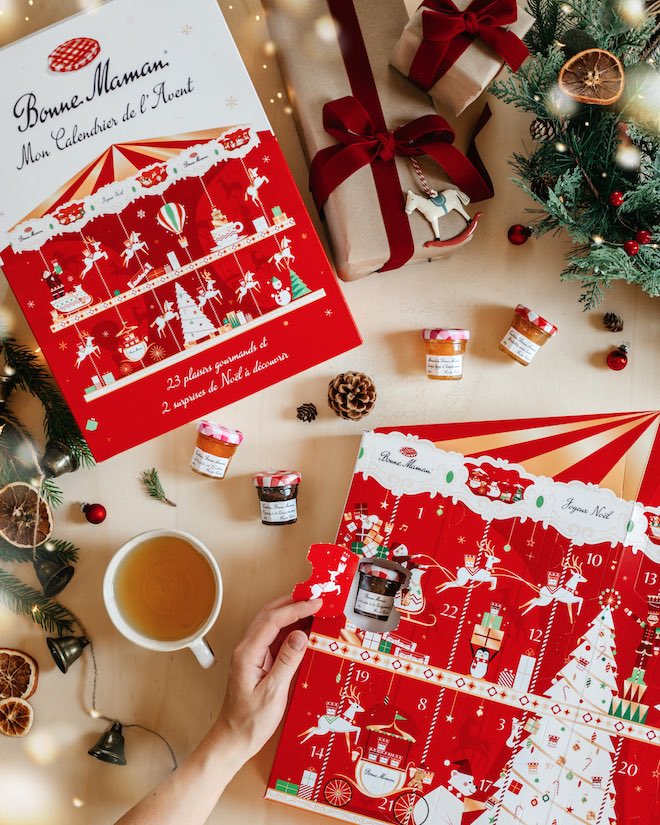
[82,502,107,524]
[606,347,628,371]
[636,229,652,244]
[608,191,624,207]
[623,240,639,256]
[507,224,532,245]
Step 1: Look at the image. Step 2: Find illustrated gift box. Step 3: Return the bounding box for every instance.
[481,603,503,630]
[471,622,504,653]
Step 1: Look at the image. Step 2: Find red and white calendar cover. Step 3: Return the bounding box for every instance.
[0,0,360,460]
[268,411,660,825]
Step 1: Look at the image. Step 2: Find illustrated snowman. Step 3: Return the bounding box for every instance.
[271,275,291,307]
[414,758,484,824]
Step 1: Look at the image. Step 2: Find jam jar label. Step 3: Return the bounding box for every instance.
[191,447,230,478]
[426,354,463,377]
[500,326,541,364]
[354,588,395,620]
[260,498,298,524]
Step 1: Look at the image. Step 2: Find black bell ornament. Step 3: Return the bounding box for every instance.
[88,721,127,765]
[34,554,75,597]
[40,440,80,478]
[47,634,89,673]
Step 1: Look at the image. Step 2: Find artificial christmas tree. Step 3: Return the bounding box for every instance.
[174,283,217,346]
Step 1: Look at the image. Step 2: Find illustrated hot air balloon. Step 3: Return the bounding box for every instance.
[157,202,188,248]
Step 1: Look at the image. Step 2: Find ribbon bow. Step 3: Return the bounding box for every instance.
[409,0,529,91]
[310,95,491,210]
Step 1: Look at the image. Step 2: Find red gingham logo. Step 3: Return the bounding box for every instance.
[400,446,417,458]
[48,38,100,73]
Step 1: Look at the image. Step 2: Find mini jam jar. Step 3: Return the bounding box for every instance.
[355,564,405,622]
[191,421,244,479]
[499,305,558,366]
[253,470,302,525]
[422,328,470,380]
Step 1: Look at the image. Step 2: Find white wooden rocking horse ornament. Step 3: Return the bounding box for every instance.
[405,188,482,247]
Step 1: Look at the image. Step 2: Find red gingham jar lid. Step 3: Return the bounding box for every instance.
[48,38,100,73]
[360,564,404,582]
[514,305,558,336]
[422,328,470,341]
[197,420,244,445]
[253,470,302,487]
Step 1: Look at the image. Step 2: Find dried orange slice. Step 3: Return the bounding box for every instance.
[0,697,34,736]
[0,648,38,699]
[0,482,53,548]
[558,48,625,105]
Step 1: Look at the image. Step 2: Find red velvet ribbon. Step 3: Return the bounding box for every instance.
[408,0,529,91]
[310,0,493,273]
[311,96,491,210]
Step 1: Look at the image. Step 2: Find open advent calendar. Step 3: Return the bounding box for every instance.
[267,412,660,825]
[0,0,359,460]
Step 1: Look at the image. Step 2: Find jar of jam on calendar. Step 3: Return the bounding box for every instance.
[253,470,302,525]
[499,305,558,365]
[191,421,244,479]
[355,564,404,621]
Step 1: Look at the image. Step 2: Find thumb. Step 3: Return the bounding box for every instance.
[267,630,308,690]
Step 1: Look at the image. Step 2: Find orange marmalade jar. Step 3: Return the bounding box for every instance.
[191,421,244,479]
[499,305,558,366]
[422,328,470,380]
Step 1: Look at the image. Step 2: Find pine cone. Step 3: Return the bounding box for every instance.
[602,312,624,333]
[530,174,557,201]
[296,402,318,423]
[529,118,557,141]
[328,372,376,421]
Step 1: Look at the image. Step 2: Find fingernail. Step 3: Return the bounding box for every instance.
[289,631,307,651]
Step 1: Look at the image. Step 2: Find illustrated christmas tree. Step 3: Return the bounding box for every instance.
[175,283,216,346]
[289,268,311,300]
[474,604,620,825]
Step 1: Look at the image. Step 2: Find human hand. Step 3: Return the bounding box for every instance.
[216,596,322,759]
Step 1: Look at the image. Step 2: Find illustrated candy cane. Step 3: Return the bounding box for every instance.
[514,805,523,821]
[552,779,560,796]
[562,685,570,701]
[584,756,593,771]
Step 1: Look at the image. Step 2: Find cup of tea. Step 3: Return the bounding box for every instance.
[103,529,222,668]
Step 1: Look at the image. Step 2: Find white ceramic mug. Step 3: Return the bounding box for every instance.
[103,529,222,669]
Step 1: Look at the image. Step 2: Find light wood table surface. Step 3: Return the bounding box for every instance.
[1,2,659,823]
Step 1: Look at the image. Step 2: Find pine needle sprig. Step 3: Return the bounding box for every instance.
[0,537,79,568]
[0,569,76,635]
[140,468,177,507]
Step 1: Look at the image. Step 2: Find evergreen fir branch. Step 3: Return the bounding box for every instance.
[40,478,64,508]
[524,0,570,53]
[0,568,76,635]
[0,536,79,567]
[140,468,177,507]
[1,337,94,469]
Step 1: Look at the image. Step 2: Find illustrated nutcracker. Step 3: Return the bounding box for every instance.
[624,594,660,670]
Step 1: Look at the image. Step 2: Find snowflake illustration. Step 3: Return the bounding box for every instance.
[262,155,271,164]
[137,209,146,219]
[149,345,166,362]
[226,96,238,109]
[27,300,35,309]
[67,275,74,282]
[102,330,110,337]
[119,363,133,375]
[325,309,333,317]
[457,536,466,544]
[182,24,192,35]
[58,341,68,351]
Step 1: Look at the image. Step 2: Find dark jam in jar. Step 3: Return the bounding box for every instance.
[253,470,302,526]
[355,564,404,621]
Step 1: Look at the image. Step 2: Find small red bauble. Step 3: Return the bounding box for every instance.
[82,502,107,524]
[623,240,639,256]
[636,229,652,244]
[608,191,624,207]
[507,224,532,245]
[606,344,628,371]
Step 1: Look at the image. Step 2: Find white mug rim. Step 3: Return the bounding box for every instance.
[103,528,222,653]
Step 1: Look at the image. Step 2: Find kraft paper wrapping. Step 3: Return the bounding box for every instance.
[390,2,534,117]
[265,0,476,281]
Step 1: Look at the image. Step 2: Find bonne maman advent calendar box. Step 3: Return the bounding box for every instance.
[0,0,359,460]
[268,412,660,825]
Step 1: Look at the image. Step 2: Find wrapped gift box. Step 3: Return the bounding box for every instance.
[390,0,534,117]
[265,0,492,280]
[471,622,504,652]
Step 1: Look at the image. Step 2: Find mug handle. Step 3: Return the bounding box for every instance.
[189,637,216,669]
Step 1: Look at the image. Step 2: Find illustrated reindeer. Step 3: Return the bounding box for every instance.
[121,232,149,267]
[80,239,108,277]
[197,275,222,309]
[298,685,364,750]
[244,167,269,205]
[75,335,100,368]
[268,237,295,271]
[150,301,179,338]
[235,271,260,302]
[308,560,347,601]
[436,539,501,593]
[520,555,587,623]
